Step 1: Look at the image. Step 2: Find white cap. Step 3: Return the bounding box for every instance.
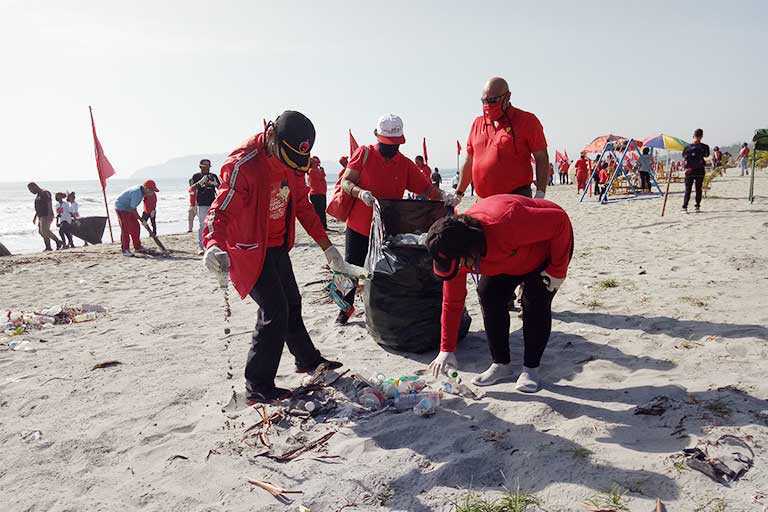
[375,113,406,144]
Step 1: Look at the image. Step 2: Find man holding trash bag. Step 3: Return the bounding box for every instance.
[425,194,573,393]
[202,111,365,405]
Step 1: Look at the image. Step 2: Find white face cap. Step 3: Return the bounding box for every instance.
[375,113,405,144]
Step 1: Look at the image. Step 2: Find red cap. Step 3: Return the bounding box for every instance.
[143,179,159,192]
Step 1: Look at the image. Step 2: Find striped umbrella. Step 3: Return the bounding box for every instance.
[642,133,689,151]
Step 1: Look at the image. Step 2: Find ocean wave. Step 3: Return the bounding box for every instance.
[0,228,37,236]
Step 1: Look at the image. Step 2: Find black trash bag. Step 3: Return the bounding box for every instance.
[70,216,107,245]
[363,199,471,353]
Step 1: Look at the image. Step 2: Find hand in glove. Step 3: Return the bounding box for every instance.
[324,246,368,279]
[440,190,461,207]
[204,245,230,274]
[540,270,564,292]
[358,190,375,207]
[534,190,546,199]
[429,351,458,379]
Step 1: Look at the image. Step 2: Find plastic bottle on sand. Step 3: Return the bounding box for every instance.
[357,388,385,410]
[73,312,98,323]
[394,391,441,412]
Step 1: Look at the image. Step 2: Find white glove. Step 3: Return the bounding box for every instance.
[203,245,230,274]
[324,246,368,279]
[429,351,458,379]
[440,190,461,207]
[534,190,546,199]
[358,190,375,207]
[540,270,564,292]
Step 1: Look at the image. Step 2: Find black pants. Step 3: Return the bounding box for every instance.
[639,172,650,192]
[59,221,74,247]
[594,178,601,196]
[477,272,556,368]
[343,228,370,307]
[683,173,704,209]
[141,211,157,236]
[310,194,327,230]
[246,248,322,392]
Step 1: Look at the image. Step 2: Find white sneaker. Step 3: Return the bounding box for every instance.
[515,367,541,393]
[472,363,515,387]
[122,250,134,257]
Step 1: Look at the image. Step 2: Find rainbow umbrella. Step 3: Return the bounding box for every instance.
[642,133,689,151]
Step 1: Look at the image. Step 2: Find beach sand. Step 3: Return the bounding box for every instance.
[1,171,767,511]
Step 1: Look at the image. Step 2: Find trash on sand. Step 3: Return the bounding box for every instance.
[357,388,385,410]
[413,395,439,417]
[682,434,754,485]
[91,360,122,370]
[634,396,672,416]
[268,431,335,463]
[21,430,42,442]
[247,479,302,502]
[394,391,441,412]
[4,303,107,336]
[8,339,35,352]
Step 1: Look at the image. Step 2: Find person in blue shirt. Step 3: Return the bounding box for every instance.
[115,180,159,256]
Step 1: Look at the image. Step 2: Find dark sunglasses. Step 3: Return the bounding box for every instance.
[481,93,508,105]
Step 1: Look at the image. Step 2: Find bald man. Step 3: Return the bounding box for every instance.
[455,77,549,202]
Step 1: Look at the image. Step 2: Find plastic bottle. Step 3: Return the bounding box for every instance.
[73,312,98,323]
[380,379,400,399]
[413,396,439,417]
[357,388,384,410]
[394,391,441,411]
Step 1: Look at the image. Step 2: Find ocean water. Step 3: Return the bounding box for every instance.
[0,175,338,254]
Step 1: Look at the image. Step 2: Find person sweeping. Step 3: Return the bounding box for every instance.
[114,180,159,256]
[425,194,573,393]
[202,110,364,405]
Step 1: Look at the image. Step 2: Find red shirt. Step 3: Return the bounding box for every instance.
[266,163,290,248]
[466,107,547,198]
[345,145,432,236]
[143,193,157,214]
[598,168,609,184]
[440,195,573,352]
[574,158,589,180]
[308,166,327,195]
[416,163,432,183]
[203,132,329,299]
[558,160,569,174]
[740,147,750,158]
[188,187,197,207]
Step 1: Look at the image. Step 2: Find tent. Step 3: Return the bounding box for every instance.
[71,217,108,245]
[749,129,768,203]
[579,136,663,204]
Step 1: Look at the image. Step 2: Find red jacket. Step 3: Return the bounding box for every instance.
[307,165,327,195]
[441,195,573,352]
[203,132,329,299]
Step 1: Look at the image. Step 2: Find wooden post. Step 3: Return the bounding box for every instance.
[748,152,757,203]
[660,163,673,217]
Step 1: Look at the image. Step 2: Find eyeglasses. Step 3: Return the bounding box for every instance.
[481,93,507,105]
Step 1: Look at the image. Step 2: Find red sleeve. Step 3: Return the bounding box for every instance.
[512,202,573,279]
[465,122,475,157]
[406,160,431,194]
[440,269,469,352]
[346,145,367,173]
[526,114,547,153]
[294,177,330,245]
[203,160,248,250]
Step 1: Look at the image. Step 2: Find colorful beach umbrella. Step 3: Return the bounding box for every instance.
[582,134,627,153]
[642,133,689,151]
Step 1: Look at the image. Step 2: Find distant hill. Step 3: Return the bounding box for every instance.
[131,154,228,180]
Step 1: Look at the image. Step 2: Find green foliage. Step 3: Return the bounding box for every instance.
[597,278,619,290]
[585,484,630,512]
[453,488,541,512]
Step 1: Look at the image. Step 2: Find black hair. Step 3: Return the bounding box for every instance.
[643,147,650,155]
[694,128,703,138]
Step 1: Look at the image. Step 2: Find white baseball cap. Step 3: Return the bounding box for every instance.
[375,113,406,145]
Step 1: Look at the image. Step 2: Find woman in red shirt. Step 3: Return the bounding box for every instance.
[574,152,590,194]
[337,113,456,324]
[307,156,328,230]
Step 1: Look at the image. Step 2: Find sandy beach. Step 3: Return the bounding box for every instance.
[2,172,767,511]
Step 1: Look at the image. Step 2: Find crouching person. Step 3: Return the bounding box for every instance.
[426,194,573,393]
[202,111,364,405]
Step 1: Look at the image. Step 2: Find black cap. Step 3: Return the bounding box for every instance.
[200,158,211,166]
[274,110,315,172]
[425,216,486,280]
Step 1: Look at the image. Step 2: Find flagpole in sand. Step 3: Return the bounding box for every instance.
[89,106,115,243]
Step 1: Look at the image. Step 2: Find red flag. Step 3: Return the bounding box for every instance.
[89,106,115,189]
[564,150,569,163]
[422,137,429,164]
[349,130,359,155]
[456,140,462,155]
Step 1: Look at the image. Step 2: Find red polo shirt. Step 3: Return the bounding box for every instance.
[308,166,327,195]
[345,145,432,236]
[416,163,432,183]
[466,107,547,198]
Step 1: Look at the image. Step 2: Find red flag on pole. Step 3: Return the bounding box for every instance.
[349,130,359,155]
[88,106,115,243]
[422,137,429,164]
[564,150,569,163]
[456,140,461,155]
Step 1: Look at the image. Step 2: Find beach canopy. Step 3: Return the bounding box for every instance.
[582,134,627,153]
[642,133,689,151]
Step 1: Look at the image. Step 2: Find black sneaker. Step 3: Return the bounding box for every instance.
[694,205,701,213]
[295,357,343,374]
[682,207,688,214]
[245,386,292,406]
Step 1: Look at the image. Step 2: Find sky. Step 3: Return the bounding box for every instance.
[1,0,766,182]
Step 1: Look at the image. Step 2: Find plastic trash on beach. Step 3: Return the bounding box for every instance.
[357,388,385,410]
[413,395,439,417]
[8,339,35,352]
[393,391,441,412]
[3,304,107,337]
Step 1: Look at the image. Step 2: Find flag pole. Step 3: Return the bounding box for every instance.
[89,106,115,243]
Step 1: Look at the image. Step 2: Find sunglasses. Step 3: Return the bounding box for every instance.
[481,93,508,105]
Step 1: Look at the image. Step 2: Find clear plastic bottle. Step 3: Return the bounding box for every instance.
[357,388,384,410]
[394,391,441,411]
[73,311,98,323]
[413,396,439,417]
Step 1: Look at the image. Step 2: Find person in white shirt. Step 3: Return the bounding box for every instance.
[61,191,81,248]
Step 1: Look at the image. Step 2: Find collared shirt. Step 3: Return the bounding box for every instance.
[466,107,547,198]
[115,185,145,211]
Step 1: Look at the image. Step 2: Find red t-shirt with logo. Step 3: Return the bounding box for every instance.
[466,107,547,198]
[266,161,290,247]
[308,166,327,195]
[346,145,432,236]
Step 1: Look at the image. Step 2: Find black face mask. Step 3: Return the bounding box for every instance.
[377,143,399,159]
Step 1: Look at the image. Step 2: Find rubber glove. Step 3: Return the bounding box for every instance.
[358,190,375,207]
[203,245,230,274]
[324,246,368,279]
[440,190,461,207]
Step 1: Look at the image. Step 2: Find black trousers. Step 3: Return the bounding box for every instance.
[639,172,651,192]
[310,194,327,230]
[59,221,74,247]
[477,272,556,368]
[683,173,704,209]
[343,228,370,307]
[246,248,321,392]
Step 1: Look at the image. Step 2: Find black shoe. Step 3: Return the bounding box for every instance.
[682,207,688,213]
[245,386,292,406]
[694,205,701,213]
[295,357,343,374]
[55,240,63,250]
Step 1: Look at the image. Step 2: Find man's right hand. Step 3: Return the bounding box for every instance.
[358,190,375,207]
[203,245,230,274]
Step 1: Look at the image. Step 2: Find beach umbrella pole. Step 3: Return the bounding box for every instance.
[748,153,756,203]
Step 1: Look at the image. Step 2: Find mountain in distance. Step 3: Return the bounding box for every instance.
[130,153,228,180]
